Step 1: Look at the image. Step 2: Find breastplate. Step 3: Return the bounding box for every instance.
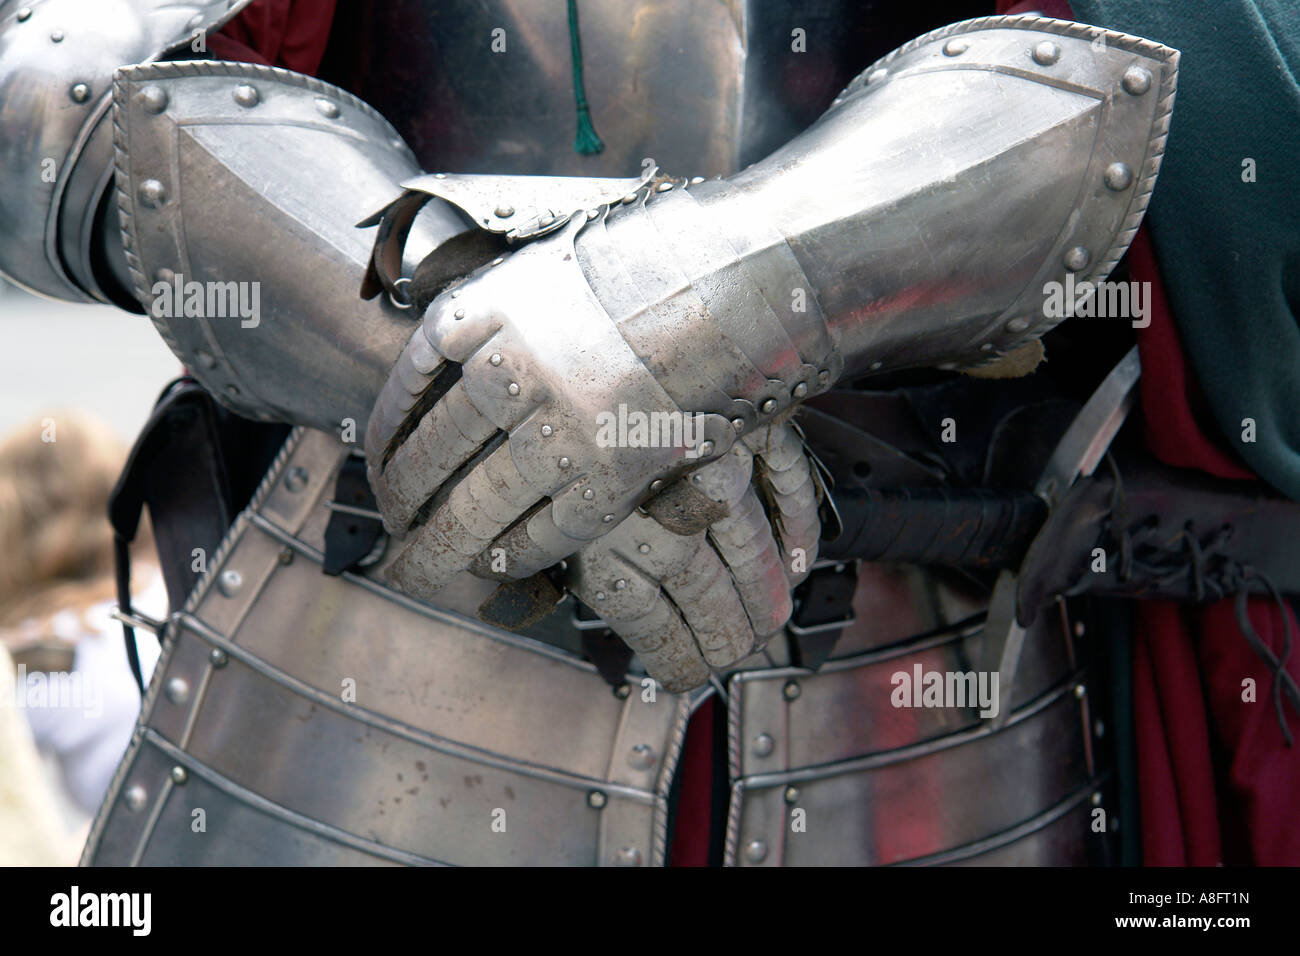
[316,0,894,178]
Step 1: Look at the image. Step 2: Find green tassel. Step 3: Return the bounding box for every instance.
[573,104,603,155]
[568,0,604,155]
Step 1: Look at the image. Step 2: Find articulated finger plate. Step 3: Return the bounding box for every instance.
[567,422,817,692]
[367,213,740,594]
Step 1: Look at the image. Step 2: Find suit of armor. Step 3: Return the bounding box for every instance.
[0,0,1184,865]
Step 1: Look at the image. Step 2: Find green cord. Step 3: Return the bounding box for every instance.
[567,0,604,155]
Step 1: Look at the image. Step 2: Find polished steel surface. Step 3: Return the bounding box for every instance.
[725,674,1102,866]
[566,422,819,692]
[322,0,870,179]
[0,0,253,302]
[84,429,701,866]
[112,59,471,431]
[366,16,1178,607]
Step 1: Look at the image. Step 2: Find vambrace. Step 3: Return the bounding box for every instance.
[363,15,1178,589]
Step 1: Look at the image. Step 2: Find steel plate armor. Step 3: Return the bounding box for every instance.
[0,1,1181,866]
[84,428,1110,866]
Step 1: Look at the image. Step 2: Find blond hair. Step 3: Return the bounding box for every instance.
[0,413,142,637]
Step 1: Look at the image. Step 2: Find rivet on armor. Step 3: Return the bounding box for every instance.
[284,466,309,492]
[69,83,90,103]
[792,382,808,399]
[314,97,340,119]
[587,790,608,809]
[582,489,594,500]
[868,69,888,85]
[507,382,520,396]
[50,30,64,43]
[138,179,168,208]
[1006,317,1030,333]
[784,786,800,804]
[495,205,514,218]
[622,194,637,204]
[138,85,169,114]
[1032,41,1061,66]
[489,353,502,366]
[1122,66,1152,96]
[586,208,599,220]
[278,547,294,566]
[655,181,674,192]
[614,847,642,866]
[165,677,190,705]
[217,569,243,597]
[783,680,801,701]
[540,424,553,437]
[699,440,714,456]
[1064,246,1091,272]
[731,417,745,432]
[155,268,175,285]
[638,543,651,554]
[16,8,31,23]
[761,398,778,414]
[602,513,615,523]
[123,784,147,812]
[869,360,883,371]
[981,342,995,352]
[232,84,260,108]
[649,479,664,493]
[943,38,969,57]
[1104,162,1133,191]
[1074,683,1087,699]
[628,744,656,770]
[752,733,775,757]
[434,172,447,179]
[558,456,571,469]
[186,13,204,29]
[226,384,240,397]
[690,176,705,185]
[195,349,216,369]
[1092,791,1103,806]
[491,257,504,266]
[614,682,631,699]
[170,766,188,785]
[595,591,606,601]
[615,579,627,590]
[454,308,466,320]
[744,839,768,863]
[818,369,831,384]
[209,648,228,668]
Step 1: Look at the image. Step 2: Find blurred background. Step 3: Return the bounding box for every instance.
[0,277,173,864]
[0,277,180,443]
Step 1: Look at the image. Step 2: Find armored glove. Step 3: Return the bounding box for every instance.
[364,17,1176,600]
[561,422,820,692]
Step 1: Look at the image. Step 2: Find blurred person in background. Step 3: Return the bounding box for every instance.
[0,413,162,863]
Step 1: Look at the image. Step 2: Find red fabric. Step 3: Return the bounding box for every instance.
[1134,603,1222,865]
[669,697,716,866]
[1198,600,1300,865]
[210,0,336,75]
[1003,0,1300,867]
